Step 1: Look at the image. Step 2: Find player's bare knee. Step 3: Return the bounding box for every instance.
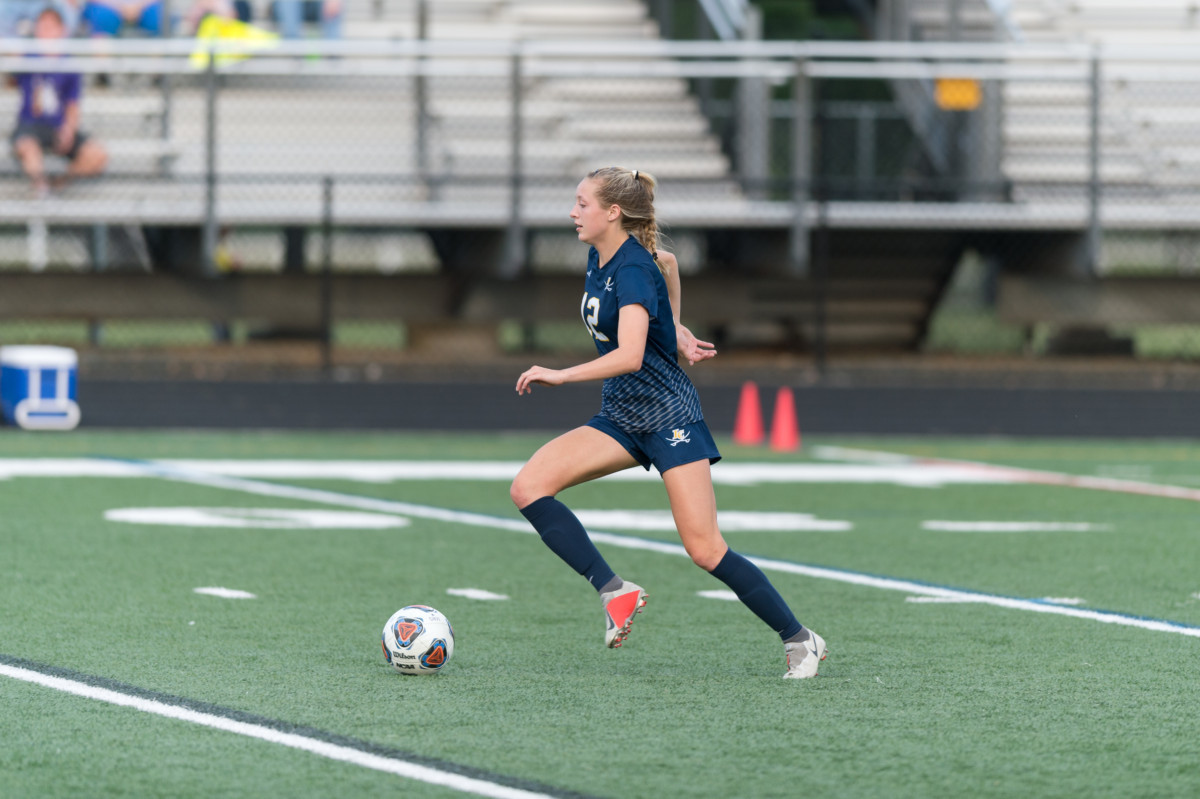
[509,476,543,509]
[688,544,725,572]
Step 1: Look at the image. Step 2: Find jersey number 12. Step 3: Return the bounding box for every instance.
[581,292,610,342]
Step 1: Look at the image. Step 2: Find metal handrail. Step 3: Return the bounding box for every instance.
[696,0,751,41]
[16,34,1200,62]
[985,0,1025,42]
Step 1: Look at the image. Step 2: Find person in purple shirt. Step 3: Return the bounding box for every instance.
[10,5,106,198]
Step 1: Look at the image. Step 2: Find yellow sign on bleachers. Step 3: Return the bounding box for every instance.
[935,78,982,111]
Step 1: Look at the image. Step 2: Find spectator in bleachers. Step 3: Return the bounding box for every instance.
[1,2,42,37]
[272,0,341,40]
[9,5,107,198]
[80,0,234,37]
[3,0,80,36]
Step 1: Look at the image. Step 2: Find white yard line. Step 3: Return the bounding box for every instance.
[193,587,257,599]
[0,663,561,799]
[0,458,1027,488]
[922,521,1107,532]
[813,445,1200,503]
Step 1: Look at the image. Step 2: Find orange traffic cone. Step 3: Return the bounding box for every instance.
[769,386,800,452]
[732,381,765,446]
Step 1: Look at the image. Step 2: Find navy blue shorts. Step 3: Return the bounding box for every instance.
[11,122,91,161]
[587,414,722,475]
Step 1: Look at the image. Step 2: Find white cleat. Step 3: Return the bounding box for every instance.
[601,581,647,648]
[783,629,827,679]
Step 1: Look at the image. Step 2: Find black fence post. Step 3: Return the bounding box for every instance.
[789,59,811,276]
[202,46,218,275]
[321,176,335,374]
[1085,50,1102,277]
[814,97,829,376]
[503,48,525,278]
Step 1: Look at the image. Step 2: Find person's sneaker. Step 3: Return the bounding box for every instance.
[601,580,647,648]
[783,629,827,679]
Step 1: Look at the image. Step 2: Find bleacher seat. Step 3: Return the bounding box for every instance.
[1,0,754,273]
[898,1,1200,219]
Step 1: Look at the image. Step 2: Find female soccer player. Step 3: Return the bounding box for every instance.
[511,166,827,679]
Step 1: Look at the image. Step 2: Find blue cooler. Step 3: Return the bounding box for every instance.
[0,346,81,430]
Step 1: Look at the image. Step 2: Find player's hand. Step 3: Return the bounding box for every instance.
[54,126,75,155]
[516,365,565,395]
[677,323,716,365]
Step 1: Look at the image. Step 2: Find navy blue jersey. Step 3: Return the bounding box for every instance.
[582,237,704,433]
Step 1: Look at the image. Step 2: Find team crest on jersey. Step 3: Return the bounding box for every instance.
[603,276,614,292]
[665,428,691,446]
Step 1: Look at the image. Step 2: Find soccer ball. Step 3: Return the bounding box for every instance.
[381,605,454,675]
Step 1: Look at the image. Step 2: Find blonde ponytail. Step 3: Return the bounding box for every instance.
[586,166,666,276]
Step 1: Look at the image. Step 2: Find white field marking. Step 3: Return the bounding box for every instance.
[194,587,257,599]
[906,596,989,604]
[922,521,1108,533]
[574,509,851,532]
[697,589,740,602]
[446,588,509,601]
[105,507,411,530]
[815,446,1200,504]
[120,460,1200,640]
[153,460,1015,487]
[735,551,1200,637]
[907,595,1086,606]
[0,458,1024,488]
[0,664,556,799]
[13,455,1200,499]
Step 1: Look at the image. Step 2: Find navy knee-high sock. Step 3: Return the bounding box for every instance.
[710,549,803,641]
[520,496,617,592]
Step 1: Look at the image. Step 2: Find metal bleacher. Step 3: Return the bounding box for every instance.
[13,0,1200,354]
[895,0,1200,340]
[903,0,1200,225]
[1,0,734,235]
[1004,0,1200,201]
[2,1,812,353]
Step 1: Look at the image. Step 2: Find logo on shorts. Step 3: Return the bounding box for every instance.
[665,428,691,446]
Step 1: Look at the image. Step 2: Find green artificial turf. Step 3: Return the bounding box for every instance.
[3,431,1200,797]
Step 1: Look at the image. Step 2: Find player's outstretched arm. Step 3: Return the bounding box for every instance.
[516,304,649,395]
[659,251,716,366]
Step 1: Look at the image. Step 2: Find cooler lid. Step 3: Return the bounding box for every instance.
[0,346,79,368]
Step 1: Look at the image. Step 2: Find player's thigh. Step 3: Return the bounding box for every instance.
[71,138,106,169]
[11,131,42,158]
[662,459,727,570]
[511,425,638,506]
